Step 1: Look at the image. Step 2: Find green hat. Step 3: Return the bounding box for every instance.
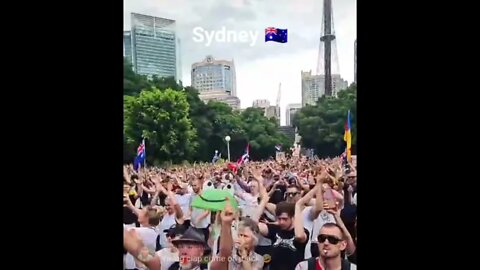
[191,189,238,212]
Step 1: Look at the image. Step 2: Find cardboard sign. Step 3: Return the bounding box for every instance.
[276,151,285,162]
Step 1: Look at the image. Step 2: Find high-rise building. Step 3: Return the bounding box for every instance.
[197,90,241,110]
[124,31,133,64]
[192,55,237,96]
[265,106,281,125]
[354,39,357,83]
[124,13,178,79]
[192,55,239,109]
[286,103,302,126]
[252,100,279,125]
[301,70,348,106]
[252,99,270,108]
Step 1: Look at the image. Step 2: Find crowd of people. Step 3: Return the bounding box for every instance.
[123,155,357,270]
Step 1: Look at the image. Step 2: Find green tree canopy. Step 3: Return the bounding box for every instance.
[124,88,197,165]
[123,60,294,164]
[293,84,356,157]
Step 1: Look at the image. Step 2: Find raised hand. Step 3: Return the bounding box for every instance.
[220,197,235,225]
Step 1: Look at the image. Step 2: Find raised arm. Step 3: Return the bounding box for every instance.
[327,209,356,255]
[124,193,142,217]
[168,192,184,224]
[235,175,252,193]
[294,200,308,243]
[210,198,235,270]
[310,171,327,220]
[124,229,161,270]
[251,182,271,222]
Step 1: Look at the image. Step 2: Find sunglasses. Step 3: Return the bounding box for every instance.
[317,234,342,245]
[286,192,300,197]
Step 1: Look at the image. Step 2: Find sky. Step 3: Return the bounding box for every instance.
[124,0,356,125]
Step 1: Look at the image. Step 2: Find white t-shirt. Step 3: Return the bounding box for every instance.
[302,206,316,259]
[125,227,158,269]
[234,183,259,218]
[157,212,176,248]
[190,195,211,229]
[156,248,179,270]
[310,210,336,246]
[352,193,357,205]
[175,193,192,219]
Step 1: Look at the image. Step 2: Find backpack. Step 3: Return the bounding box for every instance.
[306,257,351,270]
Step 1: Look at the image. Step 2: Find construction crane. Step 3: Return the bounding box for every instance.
[276,83,281,125]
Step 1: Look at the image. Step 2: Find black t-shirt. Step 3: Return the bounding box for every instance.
[123,195,137,224]
[347,250,357,265]
[269,186,286,204]
[266,224,309,270]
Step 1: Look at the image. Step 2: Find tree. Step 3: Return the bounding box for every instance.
[123,58,294,164]
[124,58,151,96]
[240,108,292,160]
[124,88,198,165]
[293,84,357,157]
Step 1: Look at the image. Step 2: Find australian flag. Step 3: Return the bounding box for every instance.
[265,27,288,43]
[133,139,146,172]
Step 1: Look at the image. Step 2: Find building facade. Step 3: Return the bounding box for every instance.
[192,56,239,109]
[124,13,178,79]
[286,103,302,126]
[301,71,348,106]
[198,89,241,110]
[124,31,133,64]
[191,55,237,96]
[252,99,280,125]
[265,106,281,125]
[252,99,270,108]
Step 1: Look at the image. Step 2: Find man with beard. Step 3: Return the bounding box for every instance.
[295,223,357,270]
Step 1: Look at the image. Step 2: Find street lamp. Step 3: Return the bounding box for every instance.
[225,135,231,162]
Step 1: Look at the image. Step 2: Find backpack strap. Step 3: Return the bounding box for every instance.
[307,257,317,270]
[341,259,351,270]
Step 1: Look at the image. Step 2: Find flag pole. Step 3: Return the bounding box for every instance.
[143,138,147,173]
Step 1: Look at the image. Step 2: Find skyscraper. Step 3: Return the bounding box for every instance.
[124,13,178,79]
[124,31,133,64]
[286,103,302,126]
[192,55,240,109]
[192,55,237,96]
[301,70,348,106]
[252,99,270,108]
[252,99,280,125]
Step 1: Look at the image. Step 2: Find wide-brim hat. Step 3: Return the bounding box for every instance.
[191,189,238,212]
[171,227,210,249]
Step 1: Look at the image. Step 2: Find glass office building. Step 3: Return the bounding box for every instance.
[191,56,236,96]
[124,13,177,79]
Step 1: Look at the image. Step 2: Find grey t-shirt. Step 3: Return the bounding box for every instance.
[229,248,264,270]
[190,194,211,229]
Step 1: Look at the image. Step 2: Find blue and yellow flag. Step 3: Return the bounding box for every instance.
[343,111,352,162]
